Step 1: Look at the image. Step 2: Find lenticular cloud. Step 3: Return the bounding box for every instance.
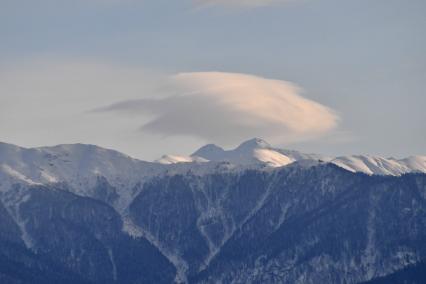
[102,72,339,145]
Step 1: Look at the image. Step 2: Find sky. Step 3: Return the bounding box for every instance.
[0,0,425,160]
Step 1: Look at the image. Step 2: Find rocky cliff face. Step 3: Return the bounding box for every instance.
[0,161,425,283]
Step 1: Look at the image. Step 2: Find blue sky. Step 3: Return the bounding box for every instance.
[1,0,425,160]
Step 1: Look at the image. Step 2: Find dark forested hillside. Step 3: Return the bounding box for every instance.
[1,163,425,283]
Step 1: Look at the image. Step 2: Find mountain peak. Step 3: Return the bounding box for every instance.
[191,143,225,160]
[236,138,271,151]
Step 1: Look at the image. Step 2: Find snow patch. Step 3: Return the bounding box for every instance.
[1,189,34,249]
[155,155,208,165]
[253,149,294,168]
[1,164,41,186]
[108,248,118,281]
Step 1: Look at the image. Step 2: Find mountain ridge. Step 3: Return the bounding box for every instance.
[0,140,425,283]
[156,138,426,175]
[1,139,425,195]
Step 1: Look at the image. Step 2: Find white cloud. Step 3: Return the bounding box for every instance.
[101,72,339,145]
[0,59,339,159]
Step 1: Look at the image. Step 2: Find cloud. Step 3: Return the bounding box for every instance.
[194,0,292,7]
[0,58,340,159]
[100,72,339,145]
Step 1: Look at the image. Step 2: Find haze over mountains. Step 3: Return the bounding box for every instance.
[0,139,425,283]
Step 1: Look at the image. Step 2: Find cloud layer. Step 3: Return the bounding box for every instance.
[194,0,290,7]
[101,72,339,145]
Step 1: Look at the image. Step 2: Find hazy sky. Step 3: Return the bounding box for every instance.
[1,0,425,160]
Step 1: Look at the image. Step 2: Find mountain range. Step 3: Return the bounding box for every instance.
[156,138,426,176]
[0,138,425,283]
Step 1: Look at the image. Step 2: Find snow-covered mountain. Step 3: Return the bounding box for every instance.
[0,141,239,214]
[156,138,426,176]
[0,142,167,212]
[190,138,329,167]
[1,139,426,283]
[191,139,286,167]
[331,155,426,176]
[1,138,425,202]
[1,138,425,205]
